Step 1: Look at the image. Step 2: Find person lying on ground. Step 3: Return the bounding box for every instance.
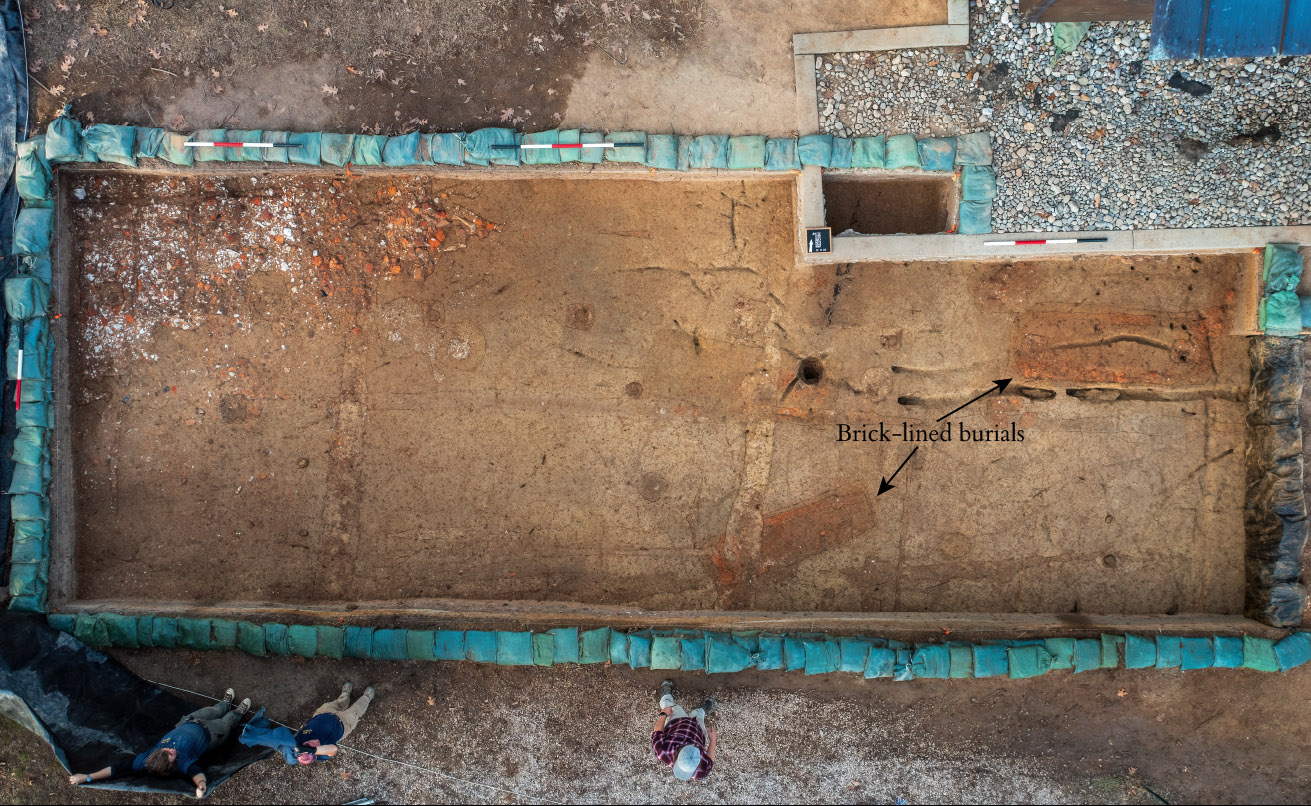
[293,681,375,765]
[652,679,717,781]
[68,688,252,798]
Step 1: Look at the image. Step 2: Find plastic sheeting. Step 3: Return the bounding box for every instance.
[0,612,270,796]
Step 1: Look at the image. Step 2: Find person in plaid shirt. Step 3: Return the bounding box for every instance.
[651,680,717,780]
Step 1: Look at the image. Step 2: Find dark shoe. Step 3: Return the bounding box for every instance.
[340,682,354,699]
[659,680,674,699]
[699,697,717,716]
[361,685,376,701]
[236,698,252,715]
[222,688,235,705]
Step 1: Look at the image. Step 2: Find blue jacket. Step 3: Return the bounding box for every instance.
[238,709,300,765]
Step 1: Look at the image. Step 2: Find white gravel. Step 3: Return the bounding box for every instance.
[816,0,1311,233]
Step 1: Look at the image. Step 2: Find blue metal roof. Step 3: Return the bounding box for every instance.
[1150,0,1311,59]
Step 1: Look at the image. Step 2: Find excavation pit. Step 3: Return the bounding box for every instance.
[822,174,957,235]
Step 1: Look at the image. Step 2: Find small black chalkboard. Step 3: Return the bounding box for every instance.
[806,227,832,254]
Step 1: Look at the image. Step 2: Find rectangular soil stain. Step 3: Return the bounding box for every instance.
[65,171,1249,615]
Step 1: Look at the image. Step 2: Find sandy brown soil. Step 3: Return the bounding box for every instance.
[4,648,1311,804]
[64,168,1248,615]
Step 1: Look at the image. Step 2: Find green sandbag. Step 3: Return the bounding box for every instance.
[189,129,228,162]
[608,629,630,665]
[5,275,50,320]
[521,129,561,165]
[864,647,895,678]
[7,563,46,601]
[682,134,729,170]
[955,131,993,165]
[784,636,808,671]
[350,134,386,166]
[83,124,138,167]
[917,137,956,171]
[885,134,919,169]
[434,630,465,661]
[948,644,974,678]
[1242,635,1280,672]
[9,592,45,612]
[464,128,519,166]
[211,619,238,650]
[681,635,706,671]
[756,635,784,670]
[1007,645,1053,678]
[152,617,180,648]
[961,166,997,201]
[1100,634,1123,668]
[406,630,437,661]
[133,127,165,160]
[264,623,290,656]
[344,626,373,658]
[651,635,682,670]
[804,640,841,675]
[579,628,609,663]
[45,106,83,163]
[226,130,266,162]
[1262,290,1303,336]
[465,630,497,663]
[7,462,45,494]
[497,632,534,666]
[628,634,652,668]
[1263,243,1303,292]
[48,613,76,634]
[16,399,53,429]
[1155,636,1182,668]
[383,131,424,166]
[369,629,407,661]
[21,257,52,284]
[1124,634,1156,668]
[893,649,916,681]
[797,134,833,167]
[605,131,646,164]
[549,627,579,663]
[532,633,555,667]
[237,622,266,656]
[644,134,678,170]
[427,133,465,166]
[1072,638,1102,672]
[286,131,321,166]
[136,615,155,647]
[11,493,48,521]
[1054,21,1091,53]
[316,626,345,659]
[972,644,1009,677]
[13,208,53,256]
[260,131,293,164]
[320,133,356,167]
[9,522,46,562]
[579,132,605,165]
[287,625,317,657]
[958,201,993,235]
[177,618,213,649]
[1180,637,1214,670]
[557,129,583,163]
[838,638,870,673]
[829,137,854,169]
[764,138,800,171]
[158,132,196,166]
[851,136,886,169]
[74,613,111,647]
[706,636,752,673]
[726,135,767,170]
[16,138,51,202]
[1213,635,1243,668]
[1275,632,1311,671]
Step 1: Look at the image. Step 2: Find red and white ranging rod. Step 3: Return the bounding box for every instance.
[183,141,299,149]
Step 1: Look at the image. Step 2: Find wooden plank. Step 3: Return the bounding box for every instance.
[792,25,968,55]
[58,598,1285,640]
[1020,0,1153,21]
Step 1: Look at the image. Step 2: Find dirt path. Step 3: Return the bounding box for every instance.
[4,649,1311,804]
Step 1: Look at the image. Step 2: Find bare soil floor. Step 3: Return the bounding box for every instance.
[4,649,1311,805]
[66,169,1249,614]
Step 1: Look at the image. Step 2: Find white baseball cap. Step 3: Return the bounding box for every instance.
[673,745,702,781]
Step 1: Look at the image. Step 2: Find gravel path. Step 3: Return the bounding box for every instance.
[816,0,1311,233]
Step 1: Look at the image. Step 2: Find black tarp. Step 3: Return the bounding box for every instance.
[0,612,270,797]
[0,0,29,589]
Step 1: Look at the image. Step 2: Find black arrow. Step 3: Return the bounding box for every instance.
[935,378,1012,423]
[877,446,918,496]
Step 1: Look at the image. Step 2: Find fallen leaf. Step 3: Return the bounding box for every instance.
[427,696,436,706]
[148,47,161,59]
[89,26,107,37]
[1117,689,1128,697]
[226,8,238,17]
[321,84,339,96]
[257,22,269,32]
